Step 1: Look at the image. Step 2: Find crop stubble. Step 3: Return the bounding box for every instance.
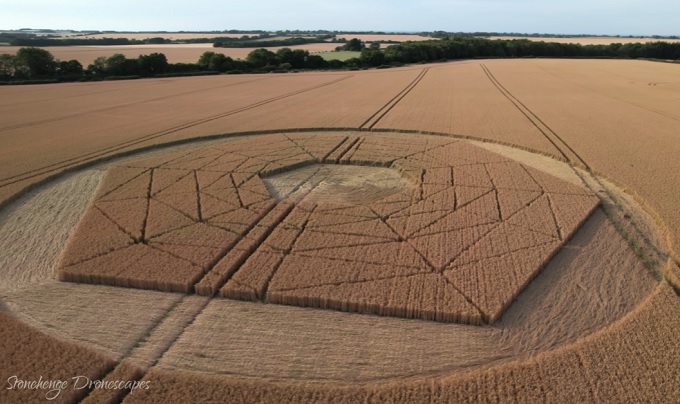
[57,133,598,324]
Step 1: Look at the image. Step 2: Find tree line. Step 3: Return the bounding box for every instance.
[428,31,680,40]
[379,37,680,63]
[213,35,334,48]
[1,37,679,84]
[7,33,337,47]
[0,46,333,83]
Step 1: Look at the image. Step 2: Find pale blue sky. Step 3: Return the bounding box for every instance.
[1,0,678,36]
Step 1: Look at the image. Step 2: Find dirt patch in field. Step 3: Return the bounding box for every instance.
[262,164,414,205]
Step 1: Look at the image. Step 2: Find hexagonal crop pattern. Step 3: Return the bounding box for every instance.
[58,133,599,324]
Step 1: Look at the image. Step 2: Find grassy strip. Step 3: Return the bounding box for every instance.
[316,51,361,61]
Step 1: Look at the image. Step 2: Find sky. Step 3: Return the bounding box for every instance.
[1,0,678,36]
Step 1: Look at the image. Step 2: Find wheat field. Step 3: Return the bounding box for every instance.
[1,58,679,402]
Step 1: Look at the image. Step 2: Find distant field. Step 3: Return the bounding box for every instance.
[0,42,341,64]
[54,32,432,43]
[0,33,430,65]
[69,32,262,40]
[489,36,680,45]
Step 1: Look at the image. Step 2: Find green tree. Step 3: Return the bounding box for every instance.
[360,49,385,66]
[246,48,278,68]
[0,54,29,80]
[342,38,364,52]
[105,53,128,75]
[198,51,234,71]
[138,53,168,76]
[145,37,168,44]
[304,54,327,69]
[88,56,107,76]
[15,47,56,77]
[57,59,84,77]
[86,54,139,77]
[198,51,218,68]
[276,48,308,69]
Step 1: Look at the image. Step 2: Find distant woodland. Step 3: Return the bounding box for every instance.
[1,36,679,84]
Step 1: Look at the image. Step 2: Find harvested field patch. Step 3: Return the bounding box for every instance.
[76,32,261,40]
[316,51,361,61]
[56,133,597,324]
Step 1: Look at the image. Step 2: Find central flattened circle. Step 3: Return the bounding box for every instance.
[261,164,414,205]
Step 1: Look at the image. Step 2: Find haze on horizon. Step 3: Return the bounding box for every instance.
[1,0,678,37]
